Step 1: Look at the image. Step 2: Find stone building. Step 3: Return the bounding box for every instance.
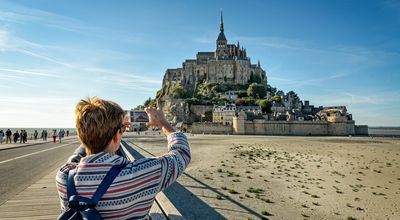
[161,12,267,95]
[317,106,352,123]
[213,104,236,125]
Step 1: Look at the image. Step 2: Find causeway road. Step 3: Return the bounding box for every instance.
[0,137,79,205]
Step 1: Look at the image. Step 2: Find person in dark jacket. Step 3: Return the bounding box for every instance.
[13,131,20,143]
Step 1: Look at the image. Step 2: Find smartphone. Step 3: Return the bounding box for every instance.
[132,111,149,122]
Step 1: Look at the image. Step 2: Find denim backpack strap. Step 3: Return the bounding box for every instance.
[67,168,78,198]
[91,164,127,206]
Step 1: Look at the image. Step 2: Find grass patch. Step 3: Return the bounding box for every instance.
[259,197,274,203]
[356,207,364,211]
[228,189,239,194]
[261,211,274,216]
[247,187,264,194]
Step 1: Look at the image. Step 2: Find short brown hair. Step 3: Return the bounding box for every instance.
[75,97,125,154]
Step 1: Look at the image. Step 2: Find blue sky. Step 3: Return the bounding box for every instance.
[0,0,399,127]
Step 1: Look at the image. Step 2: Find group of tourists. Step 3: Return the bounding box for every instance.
[52,129,67,143]
[0,129,70,144]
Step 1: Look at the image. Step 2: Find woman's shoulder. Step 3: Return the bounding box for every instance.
[56,163,78,180]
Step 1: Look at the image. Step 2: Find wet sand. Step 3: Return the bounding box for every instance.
[128,134,400,219]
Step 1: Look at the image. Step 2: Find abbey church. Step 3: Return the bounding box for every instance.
[162,12,267,94]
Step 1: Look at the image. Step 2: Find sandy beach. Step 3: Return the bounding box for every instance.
[127,134,400,220]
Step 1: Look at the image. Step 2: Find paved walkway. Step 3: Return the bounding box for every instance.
[0,135,78,151]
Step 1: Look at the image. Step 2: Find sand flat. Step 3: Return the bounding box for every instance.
[127,135,400,219]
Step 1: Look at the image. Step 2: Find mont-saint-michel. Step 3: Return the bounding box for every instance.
[140,13,368,136]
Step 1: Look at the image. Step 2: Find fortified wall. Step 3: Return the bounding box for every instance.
[233,118,356,136]
[191,119,357,136]
[191,122,233,134]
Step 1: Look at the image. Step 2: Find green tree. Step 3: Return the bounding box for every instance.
[247,83,266,98]
[195,81,218,99]
[267,84,277,96]
[244,97,255,105]
[134,105,145,110]
[144,97,152,107]
[256,99,272,113]
[155,89,163,98]
[247,72,262,84]
[237,90,248,98]
[169,84,188,98]
[272,95,282,103]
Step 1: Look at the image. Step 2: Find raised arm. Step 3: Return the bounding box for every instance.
[158,131,191,191]
[144,107,191,191]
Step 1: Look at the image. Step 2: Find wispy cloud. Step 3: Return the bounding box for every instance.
[308,90,400,107]
[0,96,77,104]
[0,68,60,78]
[232,35,400,64]
[1,74,34,87]
[269,71,351,88]
[0,2,97,34]
[0,29,9,50]
[0,28,161,86]
[0,11,37,24]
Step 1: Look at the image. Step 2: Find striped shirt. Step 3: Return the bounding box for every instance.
[56,132,190,220]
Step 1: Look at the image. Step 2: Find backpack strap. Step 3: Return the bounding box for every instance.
[66,164,127,205]
[67,168,78,198]
[91,164,126,205]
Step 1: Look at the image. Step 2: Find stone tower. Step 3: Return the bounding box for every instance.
[216,11,228,58]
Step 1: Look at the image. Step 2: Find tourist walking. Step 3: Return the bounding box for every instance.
[22,130,27,143]
[56,97,191,220]
[58,129,64,143]
[42,130,47,141]
[13,131,19,143]
[52,129,58,143]
[34,130,38,140]
[66,130,69,136]
[19,130,23,143]
[0,130,4,144]
[5,129,12,144]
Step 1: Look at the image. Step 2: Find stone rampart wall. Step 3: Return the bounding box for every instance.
[355,125,369,136]
[191,122,233,134]
[240,120,356,136]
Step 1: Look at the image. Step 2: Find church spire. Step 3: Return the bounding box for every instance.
[220,10,224,32]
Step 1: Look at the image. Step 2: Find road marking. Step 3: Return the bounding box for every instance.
[0,141,79,165]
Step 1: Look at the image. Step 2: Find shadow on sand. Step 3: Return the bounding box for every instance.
[122,140,263,219]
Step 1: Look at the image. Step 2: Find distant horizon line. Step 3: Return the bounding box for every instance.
[1,126,400,129]
[0,127,76,129]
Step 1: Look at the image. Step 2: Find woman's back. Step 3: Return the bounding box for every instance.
[56,132,190,220]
